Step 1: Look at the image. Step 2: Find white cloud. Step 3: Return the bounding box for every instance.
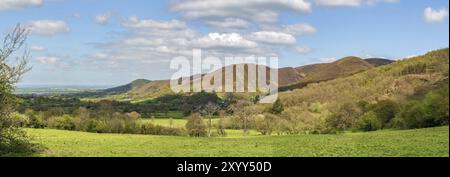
[30,45,47,52]
[87,16,310,71]
[314,0,399,7]
[292,46,313,54]
[35,55,61,64]
[318,57,338,63]
[172,0,311,24]
[424,7,449,23]
[249,31,296,45]
[95,12,113,25]
[283,23,317,36]
[0,0,43,11]
[315,0,361,7]
[192,33,258,48]
[206,18,250,29]
[28,20,71,36]
[122,16,187,30]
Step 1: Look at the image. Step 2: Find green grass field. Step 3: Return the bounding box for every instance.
[25,126,449,157]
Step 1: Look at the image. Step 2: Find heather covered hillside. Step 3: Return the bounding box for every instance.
[295,56,374,83]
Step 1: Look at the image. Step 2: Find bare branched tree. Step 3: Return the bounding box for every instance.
[0,24,31,84]
[201,102,219,137]
[1,24,35,155]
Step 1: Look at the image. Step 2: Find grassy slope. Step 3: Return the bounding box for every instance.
[26,126,449,157]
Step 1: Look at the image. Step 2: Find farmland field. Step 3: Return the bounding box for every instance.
[24,126,449,157]
[141,118,221,128]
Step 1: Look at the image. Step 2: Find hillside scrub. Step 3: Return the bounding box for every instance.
[275,49,449,134]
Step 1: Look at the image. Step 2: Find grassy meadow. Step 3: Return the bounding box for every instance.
[25,126,449,157]
[141,118,221,128]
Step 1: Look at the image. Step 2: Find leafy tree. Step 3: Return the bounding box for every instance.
[357,111,382,131]
[394,85,449,129]
[326,103,363,132]
[255,113,276,135]
[1,25,36,155]
[180,91,221,116]
[233,100,259,135]
[372,100,398,128]
[422,86,449,126]
[185,113,207,137]
[47,115,76,130]
[268,98,284,114]
[393,101,429,129]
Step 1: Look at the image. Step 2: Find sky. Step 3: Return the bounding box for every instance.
[0,0,448,86]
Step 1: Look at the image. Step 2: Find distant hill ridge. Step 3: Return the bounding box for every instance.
[365,58,395,67]
[102,79,152,94]
[280,48,449,107]
[94,56,395,100]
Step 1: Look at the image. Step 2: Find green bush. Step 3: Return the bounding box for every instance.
[139,122,185,136]
[268,99,284,114]
[393,101,430,129]
[25,111,46,129]
[10,113,30,127]
[357,111,382,131]
[372,100,399,128]
[422,86,449,126]
[255,114,276,135]
[185,114,207,137]
[47,115,76,130]
[394,86,449,129]
[326,103,363,132]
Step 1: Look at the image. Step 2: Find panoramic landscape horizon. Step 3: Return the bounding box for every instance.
[1,0,449,164]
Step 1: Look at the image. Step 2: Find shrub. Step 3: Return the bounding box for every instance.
[43,107,65,119]
[393,101,430,129]
[308,102,324,113]
[255,114,276,135]
[140,122,185,136]
[357,111,382,131]
[10,112,29,127]
[215,117,227,137]
[422,86,449,126]
[325,103,363,132]
[25,110,46,129]
[185,113,207,137]
[268,99,284,114]
[394,86,449,129]
[47,115,76,130]
[73,117,97,132]
[372,100,399,128]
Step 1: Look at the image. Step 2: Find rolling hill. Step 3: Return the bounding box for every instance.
[85,56,394,101]
[102,79,151,94]
[280,48,449,107]
[296,56,374,83]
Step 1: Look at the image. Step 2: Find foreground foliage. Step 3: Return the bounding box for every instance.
[1,25,38,156]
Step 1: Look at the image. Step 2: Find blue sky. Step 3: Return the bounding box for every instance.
[0,0,448,86]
